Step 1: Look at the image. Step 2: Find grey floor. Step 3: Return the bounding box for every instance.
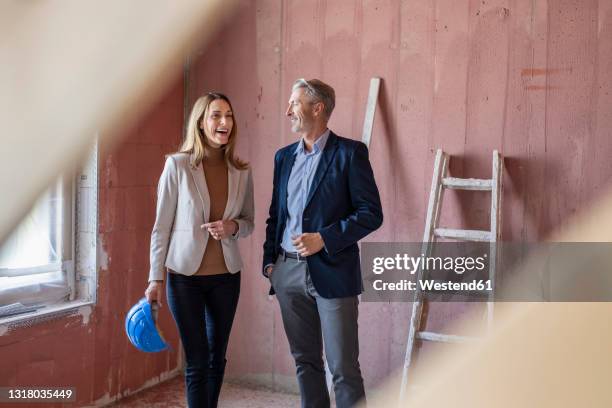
[109,375,300,407]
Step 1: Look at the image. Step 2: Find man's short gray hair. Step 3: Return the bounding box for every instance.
[292,78,336,119]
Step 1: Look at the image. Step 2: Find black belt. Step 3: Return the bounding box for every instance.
[281,249,305,262]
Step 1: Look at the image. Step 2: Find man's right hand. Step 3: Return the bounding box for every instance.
[265,265,274,278]
[145,281,163,306]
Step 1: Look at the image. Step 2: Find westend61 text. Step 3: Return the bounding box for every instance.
[373,279,493,292]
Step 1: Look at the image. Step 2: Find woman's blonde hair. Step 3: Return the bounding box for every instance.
[179,92,248,169]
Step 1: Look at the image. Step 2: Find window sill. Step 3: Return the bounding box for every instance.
[0,299,94,334]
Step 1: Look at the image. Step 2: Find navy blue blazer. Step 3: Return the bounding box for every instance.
[263,131,383,298]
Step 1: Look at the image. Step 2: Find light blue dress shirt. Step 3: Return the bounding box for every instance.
[280,129,330,252]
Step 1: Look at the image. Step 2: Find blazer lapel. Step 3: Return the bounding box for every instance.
[190,163,210,222]
[222,165,239,220]
[305,133,338,209]
[280,149,297,216]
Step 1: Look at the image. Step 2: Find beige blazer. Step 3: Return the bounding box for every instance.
[149,153,254,281]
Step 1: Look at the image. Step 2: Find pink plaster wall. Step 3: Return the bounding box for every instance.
[188,0,612,389]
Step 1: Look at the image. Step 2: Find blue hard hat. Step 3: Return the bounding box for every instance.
[125,297,168,353]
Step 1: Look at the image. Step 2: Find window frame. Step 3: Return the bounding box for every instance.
[0,140,98,328]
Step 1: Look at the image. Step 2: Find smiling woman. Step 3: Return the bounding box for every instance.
[144,92,254,408]
[201,99,233,147]
[178,92,248,170]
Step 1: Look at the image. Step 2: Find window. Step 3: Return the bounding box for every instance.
[0,142,98,322]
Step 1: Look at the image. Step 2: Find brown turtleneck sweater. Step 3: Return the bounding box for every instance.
[195,147,229,276]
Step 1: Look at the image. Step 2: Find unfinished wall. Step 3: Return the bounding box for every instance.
[2,1,611,403]
[0,81,184,407]
[188,0,612,390]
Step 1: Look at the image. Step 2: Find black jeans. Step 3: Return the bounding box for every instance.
[167,271,241,408]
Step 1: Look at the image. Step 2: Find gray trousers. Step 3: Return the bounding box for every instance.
[271,254,366,408]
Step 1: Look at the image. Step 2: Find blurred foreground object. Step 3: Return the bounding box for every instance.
[0,0,238,242]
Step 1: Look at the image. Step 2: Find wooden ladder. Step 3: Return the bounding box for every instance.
[398,149,503,401]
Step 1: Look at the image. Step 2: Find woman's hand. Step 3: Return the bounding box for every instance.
[201,220,238,240]
[145,281,164,306]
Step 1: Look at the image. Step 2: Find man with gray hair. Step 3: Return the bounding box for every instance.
[263,78,383,408]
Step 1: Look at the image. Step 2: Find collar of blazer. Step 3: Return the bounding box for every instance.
[280,131,340,211]
[189,162,240,223]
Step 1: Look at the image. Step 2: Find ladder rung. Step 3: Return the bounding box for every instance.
[416,331,478,344]
[434,228,492,242]
[442,177,492,191]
